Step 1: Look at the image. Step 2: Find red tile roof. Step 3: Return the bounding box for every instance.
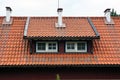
[0,16,120,66]
[27,17,97,39]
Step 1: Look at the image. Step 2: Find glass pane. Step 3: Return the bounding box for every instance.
[77,43,85,50]
[53,46,56,49]
[48,43,57,50]
[82,46,85,50]
[38,43,46,50]
[67,43,75,50]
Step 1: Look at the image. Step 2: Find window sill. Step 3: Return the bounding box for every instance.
[35,52,59,54]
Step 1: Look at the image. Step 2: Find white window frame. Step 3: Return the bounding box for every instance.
[65,41,87,52]
[36,42,58,53]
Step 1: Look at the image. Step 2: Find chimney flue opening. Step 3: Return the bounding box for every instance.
[57,8,63,12]
[6,7,12,12]
[104,8,111,13]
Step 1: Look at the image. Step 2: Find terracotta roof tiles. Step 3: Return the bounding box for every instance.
[0,16,120,66]
[27,17,97,38]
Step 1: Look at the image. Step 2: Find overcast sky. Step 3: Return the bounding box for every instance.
[0,0,120,16]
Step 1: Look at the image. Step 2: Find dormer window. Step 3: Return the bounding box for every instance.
[36,42,58,53]
[35,41,88,53]
[65,41,87,52]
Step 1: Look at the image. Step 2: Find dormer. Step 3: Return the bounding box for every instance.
[23,17,100,54]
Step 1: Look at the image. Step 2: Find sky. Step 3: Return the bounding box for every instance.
[0,0,120,17]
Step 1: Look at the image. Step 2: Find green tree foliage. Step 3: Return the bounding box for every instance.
[111,9,120,16]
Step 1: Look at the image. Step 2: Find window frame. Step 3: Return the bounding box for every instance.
[65,41,87,52]
[36,42,58,53]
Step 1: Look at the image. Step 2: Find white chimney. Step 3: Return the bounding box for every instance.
[6,7,12,22]
[104,8,111,23]
[57,8,63,27]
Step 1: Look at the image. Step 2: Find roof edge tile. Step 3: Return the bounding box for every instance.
[24,17,30,37]
[87,17,100,38]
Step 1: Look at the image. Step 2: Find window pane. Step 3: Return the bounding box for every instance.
[38,43,46,50]
[67,43,75,50]
[48,43,57,50]
[77,43,85,50]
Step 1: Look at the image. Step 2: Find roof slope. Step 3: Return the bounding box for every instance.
[0,16,120,66]
[92,17,120,65]
[27,17,97,39]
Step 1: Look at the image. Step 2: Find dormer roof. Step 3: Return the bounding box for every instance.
[25,17,99,40]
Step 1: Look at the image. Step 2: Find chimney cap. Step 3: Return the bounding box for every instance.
[6,7,12,11]
[57,8,63,12]
[104,8,111,13]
